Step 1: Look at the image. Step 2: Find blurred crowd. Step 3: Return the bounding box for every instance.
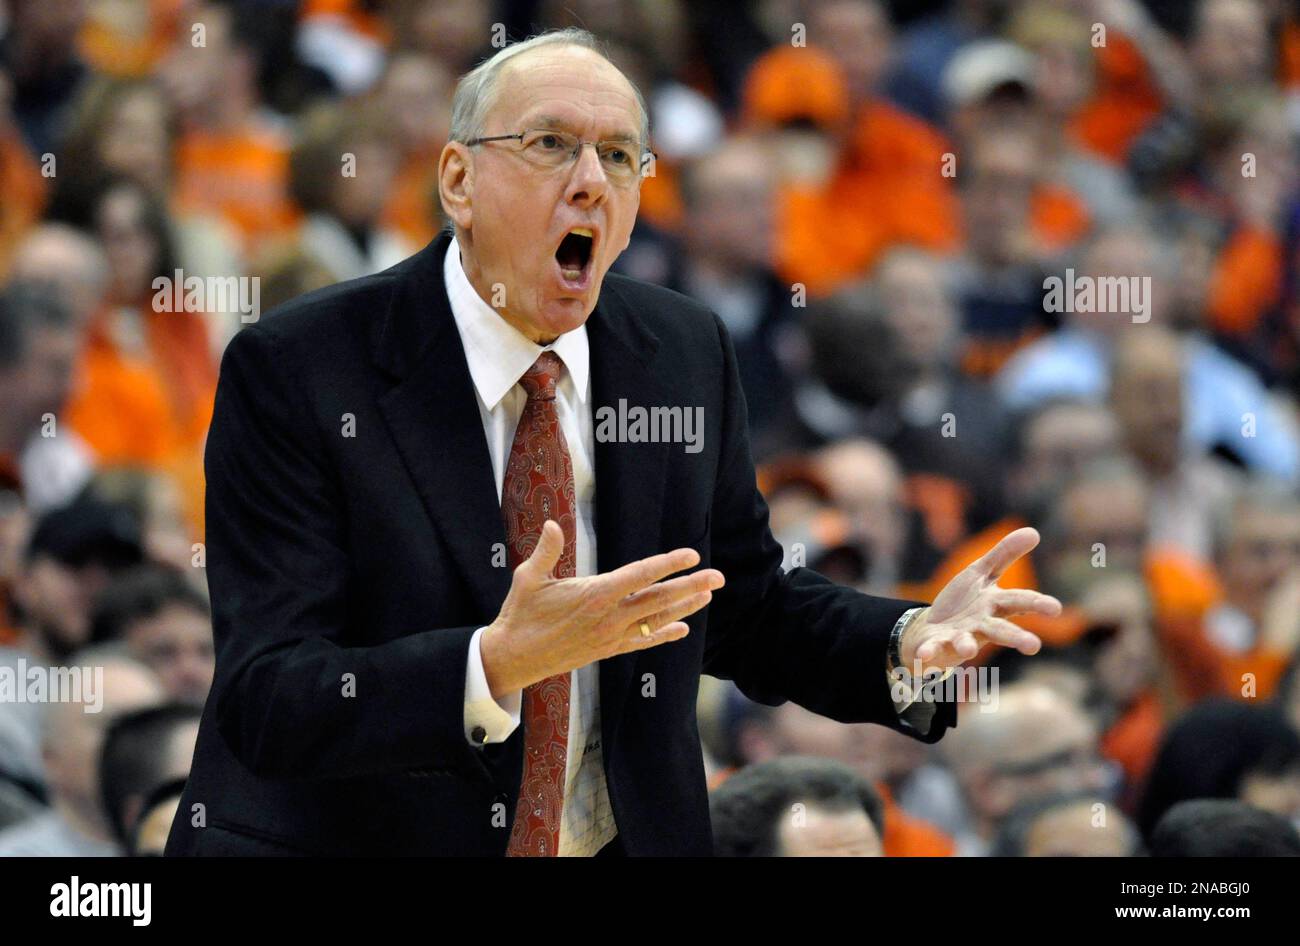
[2,0,1300,857]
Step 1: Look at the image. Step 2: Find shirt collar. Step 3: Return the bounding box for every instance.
[443,234,590,411]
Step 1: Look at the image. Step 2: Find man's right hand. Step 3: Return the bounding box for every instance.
[479,520,725,698]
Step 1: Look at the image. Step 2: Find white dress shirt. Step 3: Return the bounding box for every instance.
[445,236,616,857]
[444,234,936,856]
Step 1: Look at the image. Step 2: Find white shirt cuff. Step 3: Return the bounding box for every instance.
[464,626,522,745]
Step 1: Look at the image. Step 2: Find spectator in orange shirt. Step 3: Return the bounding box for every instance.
[1181,483,1300,702]
[740,2,960,298]
[157,1,298,254]
[62,178,216,535]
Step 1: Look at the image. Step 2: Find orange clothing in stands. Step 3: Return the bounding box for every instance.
[383,150,442,248]
[743,47,959,297]
[65,305,216,535]
[300,0,390,42]
[173,124,299,252]
[1029,185,1091,251]
[0,128,48,277]
[79,0,184,78]
[1100,689,1163,808]
[1206,225,1285,336]
[1069,33,1162,164]
[878,782,955,857]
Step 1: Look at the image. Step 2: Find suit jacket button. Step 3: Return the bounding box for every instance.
[471,726,487,745]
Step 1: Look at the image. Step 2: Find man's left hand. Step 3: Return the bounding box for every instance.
[901,527,1061,675]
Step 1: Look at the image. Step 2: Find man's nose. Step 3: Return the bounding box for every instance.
[565,143,609,204]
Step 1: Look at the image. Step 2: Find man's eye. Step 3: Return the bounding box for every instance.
[537,134,565,150]
[603,147,631,165]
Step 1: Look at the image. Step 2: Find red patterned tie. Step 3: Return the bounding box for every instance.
[503,351,576,857]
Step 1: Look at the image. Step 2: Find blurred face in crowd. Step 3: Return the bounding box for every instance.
[1082,574,1158,707]
[440,44,643,343]
[1192,0,1270,87]
[380,53,453,154]
[1219,501,1300,615]
[120,717,200,842]
[876,250,958,372]
[43,657,163,835]
[1075,230,1168,333]
[1028,37,1092,121]
[810,0,893,101]
[1239,765,1300,825]
[159,4,254,118]
[124,603,215,706]
[962,131,1037,265]
[95,185,161,306]
[777,802,883,856]
[1043,475,1148,598]
[682,143,775,273]
[403,0,493,72]
[1010,403,1120,510]
[1021,799,1137,856]
[1109,333,1185,477]
[98,86,172,190]
[950,685,1111,832]
[14,556,109,659]
[814,440,906,580]
[0,321,80,445]
[10,226,109,327]
[133,796,182,856]
[332,138,400,228]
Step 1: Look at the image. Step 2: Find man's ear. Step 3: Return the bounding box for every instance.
[438,142,473,231]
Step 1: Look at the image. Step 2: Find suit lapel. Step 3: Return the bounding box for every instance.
[374,231,511,623]
[587,288,671,746]
[372,234,672,745]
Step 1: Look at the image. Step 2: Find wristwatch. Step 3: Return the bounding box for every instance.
[888,607,925,674]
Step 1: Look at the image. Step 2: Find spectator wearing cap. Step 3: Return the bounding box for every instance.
[711,755,886,856]
[741,1,960,298]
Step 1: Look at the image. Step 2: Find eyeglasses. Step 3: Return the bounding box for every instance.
[465,128,656,185]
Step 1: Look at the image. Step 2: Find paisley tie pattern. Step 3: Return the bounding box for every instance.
[503,351,576,857]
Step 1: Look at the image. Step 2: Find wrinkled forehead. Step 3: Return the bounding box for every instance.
[488,45,643,142]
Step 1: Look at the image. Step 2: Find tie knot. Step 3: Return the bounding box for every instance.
[519,351,563,401]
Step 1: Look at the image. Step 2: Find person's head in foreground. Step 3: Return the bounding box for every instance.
[942,682,1112,848]
[99,703,201,852]
[710,755,885,857]
[90,565,215,706]
[437,27,652,344]
[1149,799,1300,857]
[1138,699,1300,838]
[993,792,1140,856]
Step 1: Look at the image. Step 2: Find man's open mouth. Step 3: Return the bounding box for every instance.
[555,227,595,286]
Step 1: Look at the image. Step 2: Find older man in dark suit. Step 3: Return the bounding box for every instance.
[166,27,1058,857]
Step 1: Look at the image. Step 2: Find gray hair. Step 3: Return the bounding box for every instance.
[449,27,650,153]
